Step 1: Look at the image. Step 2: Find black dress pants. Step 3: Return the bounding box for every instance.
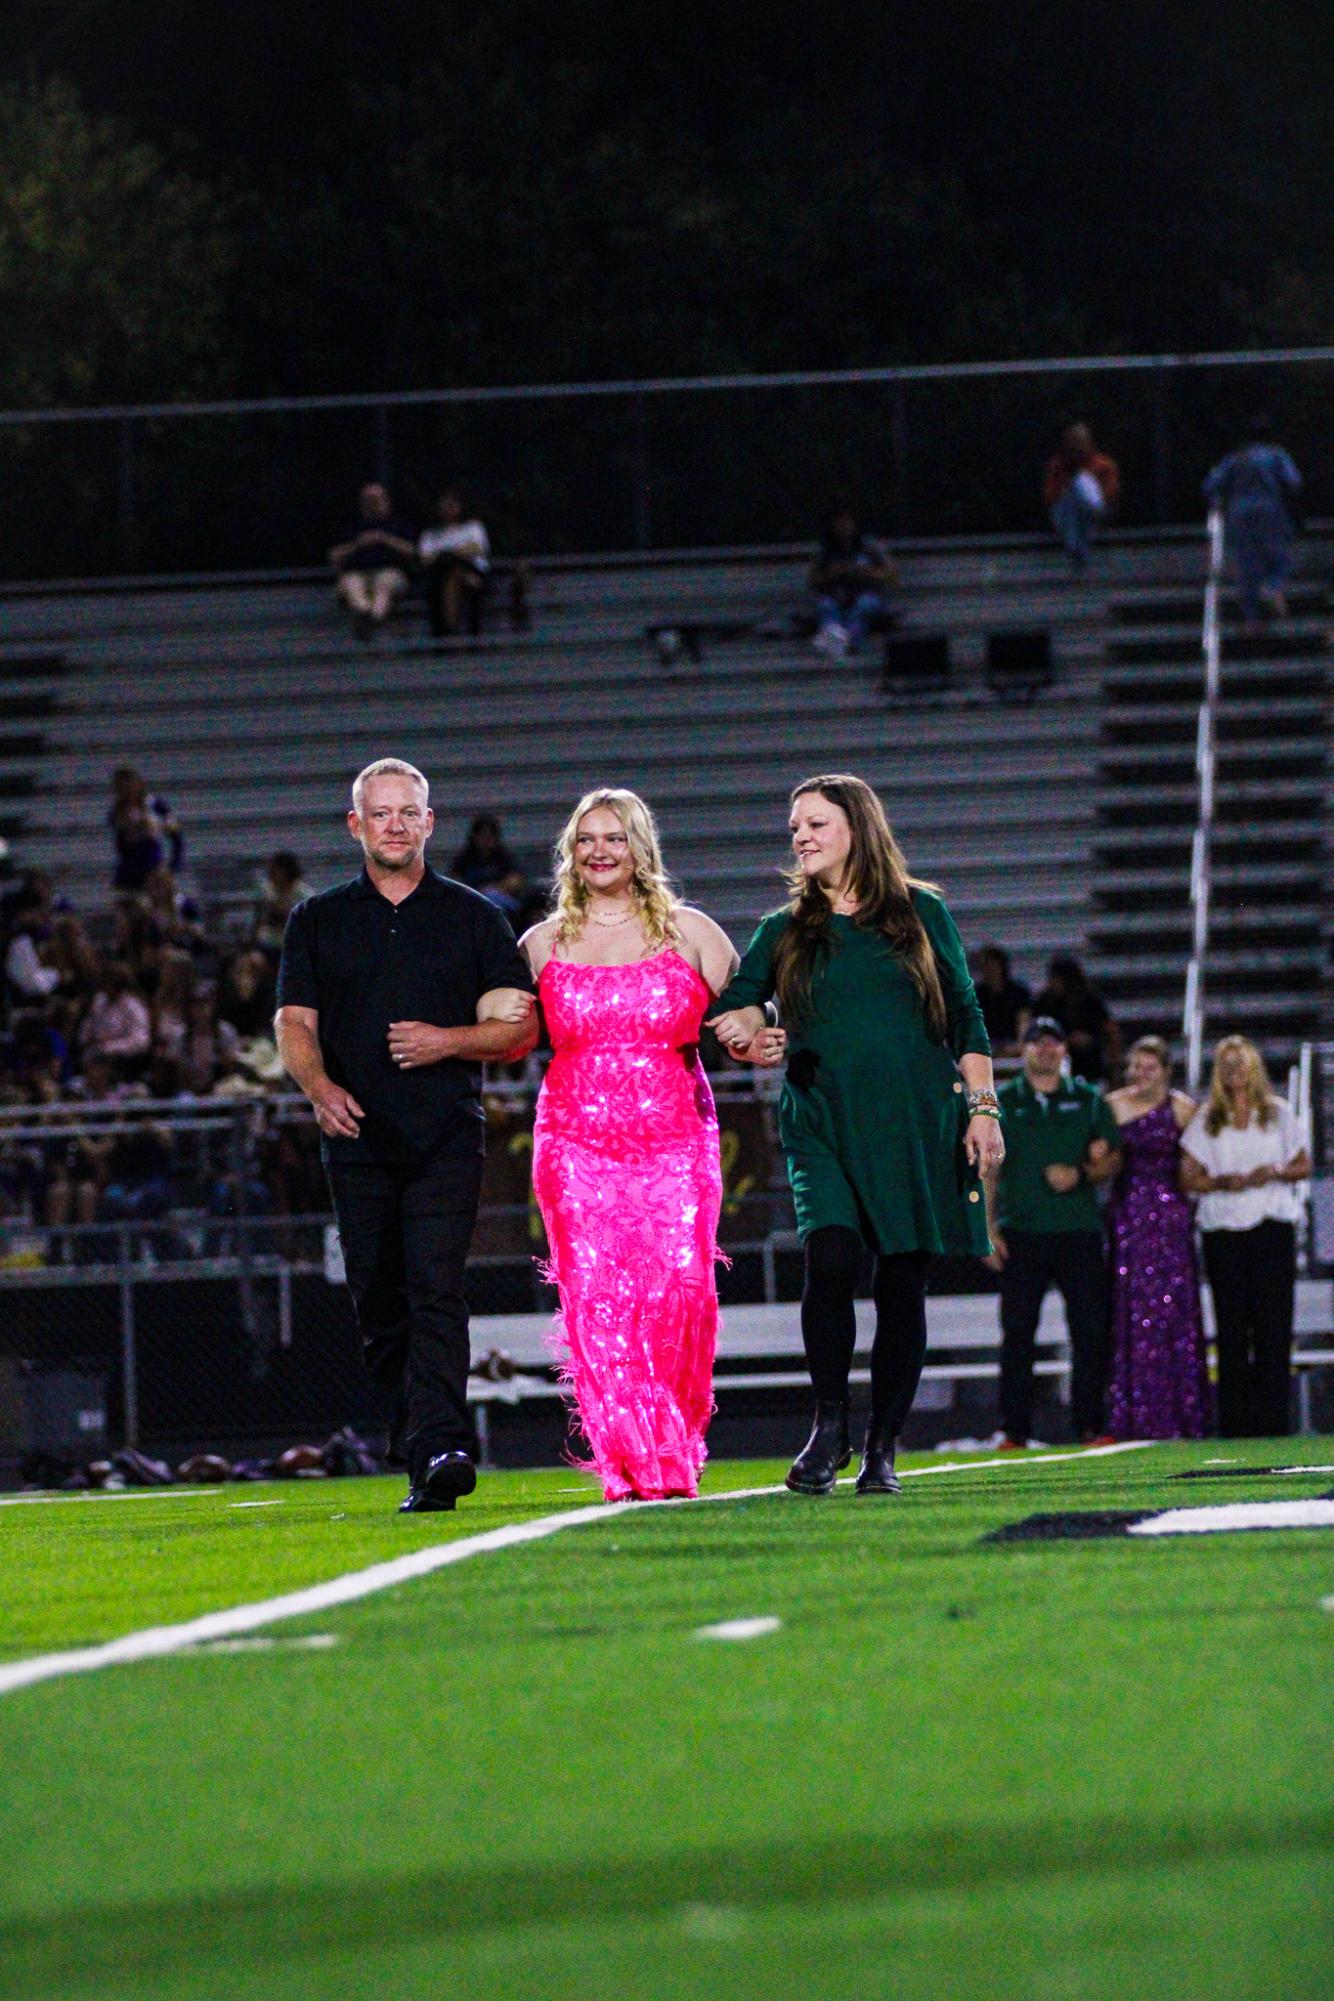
[801,1225,930,1435]
[326,1147,484,1479]
[1201,1220,1296,1437]
[998,1229,1108,1442]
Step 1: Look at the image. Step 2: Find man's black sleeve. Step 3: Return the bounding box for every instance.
[474,900,535,998]
[275,901,319,1011]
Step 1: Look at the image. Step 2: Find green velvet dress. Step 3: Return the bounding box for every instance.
[717,889,992,1257]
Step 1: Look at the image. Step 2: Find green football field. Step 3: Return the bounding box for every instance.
[2,1439,1332,2001]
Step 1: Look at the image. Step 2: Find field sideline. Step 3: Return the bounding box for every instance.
[3,1439,1332,2000]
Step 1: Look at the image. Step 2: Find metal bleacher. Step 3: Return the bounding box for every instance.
[0,528,1329,1022]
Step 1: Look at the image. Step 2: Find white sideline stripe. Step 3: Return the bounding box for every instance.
[1129,1500,1334,1537]
[0,1488,217,1509]
[0,1441,1152,1699]
[194,1634,340,1654]
[695,1616,782,1642]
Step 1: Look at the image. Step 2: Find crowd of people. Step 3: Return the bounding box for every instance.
[1,749,1313,1476]
[0,773,332,1249]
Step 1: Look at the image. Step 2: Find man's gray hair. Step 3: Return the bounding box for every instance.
[352,758,430,815]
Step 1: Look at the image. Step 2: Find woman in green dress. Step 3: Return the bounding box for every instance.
[708,774,1004,1495]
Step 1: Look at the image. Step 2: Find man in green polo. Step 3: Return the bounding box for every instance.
[985,1016,1122,1446]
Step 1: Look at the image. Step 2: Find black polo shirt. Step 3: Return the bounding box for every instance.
[276,867,533,1165]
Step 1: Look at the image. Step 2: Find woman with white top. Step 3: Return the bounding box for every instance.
[1180,1035,1310,1437]
[418,488,491,638]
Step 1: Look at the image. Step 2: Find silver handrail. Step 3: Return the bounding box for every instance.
[1183,506,1226,1089]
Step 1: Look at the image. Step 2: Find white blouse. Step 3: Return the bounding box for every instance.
[1181,1097,1307,1232]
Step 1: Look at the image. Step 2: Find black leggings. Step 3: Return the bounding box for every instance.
[801,1225,930,1434]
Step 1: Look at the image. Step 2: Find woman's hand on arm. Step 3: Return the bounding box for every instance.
[705,1005,767,1056]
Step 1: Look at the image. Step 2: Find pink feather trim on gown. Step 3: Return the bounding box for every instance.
[532,950,723,1500]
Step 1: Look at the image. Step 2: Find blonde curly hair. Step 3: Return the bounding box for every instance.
[552,788,681,949]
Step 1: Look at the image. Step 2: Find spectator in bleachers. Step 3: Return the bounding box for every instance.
[80,962,152,1076]
[450,813,527,921]
[150,949,197,1066]
[252,851,311,958]
[1204,417,1303,626]
[181,981,240,1095]
[329,482,416,638]
[1180,1035,1310,1437]
[216,948,278,1040]
[1043,421,1120,567]
[141,864,207,960]
[109,767,183,893]
[971,943,1032,1056]
[4,885,60,1009]
[1033,953,1120,1085]
[808,505,899,658]
[45,914,103,1008]
[1104,1036,1210,1439]
[419,487,491,639]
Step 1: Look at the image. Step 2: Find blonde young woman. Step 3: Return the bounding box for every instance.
[1180,1035,1310,1437]
[520,789,782,1501]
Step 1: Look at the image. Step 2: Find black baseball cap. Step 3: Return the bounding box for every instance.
[1023,1015,1067,1044]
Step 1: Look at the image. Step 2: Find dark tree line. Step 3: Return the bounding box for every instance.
[1,0,1331,414]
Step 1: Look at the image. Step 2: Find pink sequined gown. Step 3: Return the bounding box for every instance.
[532,951,723,1500]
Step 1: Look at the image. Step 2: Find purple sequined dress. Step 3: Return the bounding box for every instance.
[1106,1099,1211,1439]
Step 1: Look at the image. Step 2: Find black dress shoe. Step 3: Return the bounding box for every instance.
[855,1421,902,1494]
[398,1486,455,1513]
[398,1448,477,1515]
[786,1400,851,1495]
[423,1448,477,1505]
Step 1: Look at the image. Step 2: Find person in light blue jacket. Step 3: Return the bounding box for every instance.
[1203,419,1303,625]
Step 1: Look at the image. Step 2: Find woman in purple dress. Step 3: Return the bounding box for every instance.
[1105,1036,1211,1439]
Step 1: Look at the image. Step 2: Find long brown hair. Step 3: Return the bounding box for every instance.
[773,774,947,1038]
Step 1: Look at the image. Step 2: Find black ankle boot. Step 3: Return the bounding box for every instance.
[786,1400,852,1495]
[855,1420,902,1494]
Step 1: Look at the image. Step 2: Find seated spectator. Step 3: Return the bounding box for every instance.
[418,487,491,638]
[1043,421,1120,567]
[181,982,240,1095]
[80,962,152,1077]
[809,505,899,658]
[217,948,278,1040]
[972,944,1032,1055]
[4,886,60,1008]
[450,813,527,919]
[109,767,183,893]
[45,914,103,1007]
[151,949,197,1066]
[141,865,207,959]
[253,851,311,958]
[1033,953,1121,1084]
[328,482,416,638]
[1203,417,1303,626]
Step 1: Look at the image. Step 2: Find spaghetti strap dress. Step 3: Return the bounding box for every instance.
[532,950,723,1500]
[1106,1098,1211,1439]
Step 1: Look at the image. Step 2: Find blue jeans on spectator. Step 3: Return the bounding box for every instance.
[1227,503,1292,622]
[1050,482,1105,565]
[816,591,886,652]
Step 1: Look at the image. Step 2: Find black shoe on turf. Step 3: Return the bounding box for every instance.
[398,1485,455,1513]
[785,1401,851,1495]
[422,1448,477,1506]
[855,1421,902,1494]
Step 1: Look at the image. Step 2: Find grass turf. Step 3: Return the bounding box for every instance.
[1,1439,1331,2000]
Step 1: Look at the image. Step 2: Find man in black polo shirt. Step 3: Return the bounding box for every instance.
[984,1016,1122,1447]
[275,757,536,1512]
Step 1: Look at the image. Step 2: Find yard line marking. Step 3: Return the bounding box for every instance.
[229,1500,285,1509]
[193,1634,340,1654]
[0,1488,217,1509]
[1128,1500,1334,1537]
[0,1441,1153,1699]
[695,1616,782,1642]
